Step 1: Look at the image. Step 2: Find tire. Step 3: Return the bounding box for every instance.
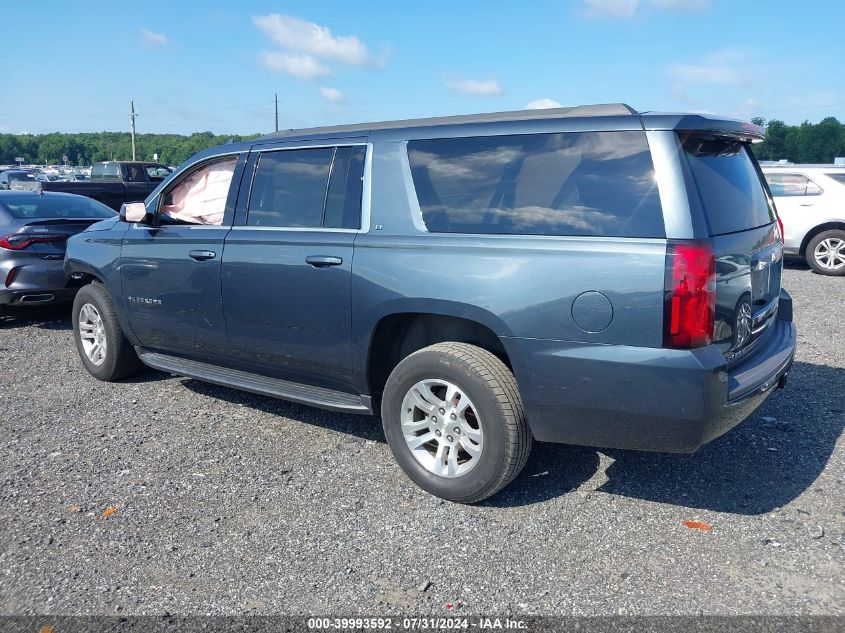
[72,283,142,381]
[381,342,531,503]
[805,229,845,276]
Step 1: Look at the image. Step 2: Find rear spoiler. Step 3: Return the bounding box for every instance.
[641,114,765,143]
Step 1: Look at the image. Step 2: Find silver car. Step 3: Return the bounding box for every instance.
[763,166,845,275]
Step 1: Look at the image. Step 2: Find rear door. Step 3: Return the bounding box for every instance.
[221,140,367,393]
[681,136,781,363]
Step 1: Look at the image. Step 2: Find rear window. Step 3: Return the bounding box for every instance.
[407,131,665,237]
[0,195,115,219]
[91,163,122,180]
[9,172,37,182]
[683,137,775,236]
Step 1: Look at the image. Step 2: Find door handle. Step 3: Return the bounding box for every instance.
[305,255,343,268]
[799,203,815,207]
[189,250,216,261]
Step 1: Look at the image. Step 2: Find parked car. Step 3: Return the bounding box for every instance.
[0,191,115,316]
[64,104,796,502]
[762,166,845,275]
[41,161,173,211]
[0,169,40,191]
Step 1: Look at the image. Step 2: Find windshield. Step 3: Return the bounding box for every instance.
[9,172,37,182]
[0,194,115,219]
[682,136,775,236]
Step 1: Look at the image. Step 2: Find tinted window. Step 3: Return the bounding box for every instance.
[91,163,122,180]
[766,173,823,197]
[9,172,37,182]
[824,172,845,185]
[248,148,333,227]
[0,194,115,219]
[323,146,366,229]
[683,137,775,236]
[407,131,664,237]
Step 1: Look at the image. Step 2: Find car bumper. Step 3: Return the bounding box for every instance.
[506,289,797,453]
[0,258,82,308]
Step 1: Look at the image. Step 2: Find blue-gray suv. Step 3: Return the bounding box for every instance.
[64,104,797,502]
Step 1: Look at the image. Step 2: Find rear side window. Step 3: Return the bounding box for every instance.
[824,172,845,186]
[766,173,823,197]
[683,137,775,236]
[407,131,664,237]
[91,163,122,180]
[247,146,365,229]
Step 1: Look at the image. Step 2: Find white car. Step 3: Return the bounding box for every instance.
[762,166,845,275]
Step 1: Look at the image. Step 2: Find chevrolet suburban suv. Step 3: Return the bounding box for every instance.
[64,104,797,503]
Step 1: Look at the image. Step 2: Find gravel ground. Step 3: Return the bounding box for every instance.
[0,262,843,617]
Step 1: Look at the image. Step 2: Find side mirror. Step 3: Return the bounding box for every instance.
[120,202,151,224]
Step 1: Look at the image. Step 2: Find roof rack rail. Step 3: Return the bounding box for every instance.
[261,103,639,140]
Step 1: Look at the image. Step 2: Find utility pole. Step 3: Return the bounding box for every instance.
[129,100,137,161]
[275,92,279,132]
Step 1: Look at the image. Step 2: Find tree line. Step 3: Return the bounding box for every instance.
[1,117,844,167]
[0,131,261,167]
[749,117,844,163]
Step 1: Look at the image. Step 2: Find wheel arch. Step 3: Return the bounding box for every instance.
[361,302,516,401]
[799,221,845,255]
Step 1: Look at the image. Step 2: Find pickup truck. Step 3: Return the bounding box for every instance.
[42,161,172,211]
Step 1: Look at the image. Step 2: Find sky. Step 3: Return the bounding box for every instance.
[1,0,843,136]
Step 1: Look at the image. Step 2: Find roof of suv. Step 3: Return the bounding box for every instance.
[257,103,764,143]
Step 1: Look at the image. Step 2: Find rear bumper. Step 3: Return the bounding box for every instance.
[0,258,81,308]
[506,290,797,453]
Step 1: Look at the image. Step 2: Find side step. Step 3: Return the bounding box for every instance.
[136,349,372,415]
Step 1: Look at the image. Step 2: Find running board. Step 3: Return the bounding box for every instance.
[136,349,372,415]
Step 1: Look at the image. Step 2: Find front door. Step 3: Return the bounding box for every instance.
[120,154,244,358]
[221,141,367,393]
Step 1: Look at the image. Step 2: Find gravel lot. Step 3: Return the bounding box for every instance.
[1,262,843,617]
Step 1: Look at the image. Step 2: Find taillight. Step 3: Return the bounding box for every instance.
[5,266,18,287]
[664,240,716,349]
[0,233,66,250]
[776,215,784,243]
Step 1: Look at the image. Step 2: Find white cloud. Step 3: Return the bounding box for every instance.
[259,51,330,79]
[253,14,372,66]
[526,98,563,110]
[668,50,755,105]
[140,28,167,47]
[584,0,639,19]
[584,0,709,18]
[446,79,503,96]
[650,0,710,11]
[319,87,344,102]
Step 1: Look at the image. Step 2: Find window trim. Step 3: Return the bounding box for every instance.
[765,172,824,197]
[236,141,371,233]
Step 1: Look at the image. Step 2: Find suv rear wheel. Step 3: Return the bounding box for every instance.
[381,342,531,503]
[72,283,142,381]
[806,229,845,276]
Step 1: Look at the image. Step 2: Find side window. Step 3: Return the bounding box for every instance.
[123,164,148,182]
[145,165,172,181]
[323,146,366,229]
[159,156,238,226]
[407,131,664,237]
[766,173,822,197]
[247,146,365,229]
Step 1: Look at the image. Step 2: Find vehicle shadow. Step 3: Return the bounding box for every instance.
[488,360,843,511]
[170,360,842,514]
[181,378,387,443]
[0,304,73,330]
[783,258,811,271]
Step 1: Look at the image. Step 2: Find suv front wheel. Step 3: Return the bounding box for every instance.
[72,283,142,381]
[381,342,531,503]
[806,229,845,276]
